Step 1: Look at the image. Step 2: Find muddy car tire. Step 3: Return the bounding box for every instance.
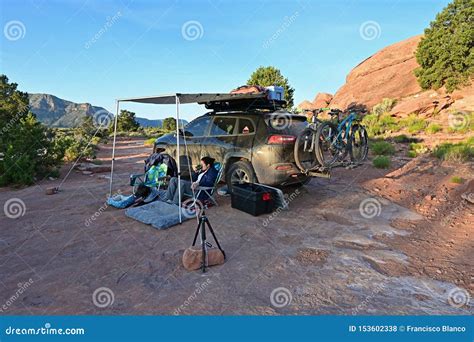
[226,160,257,192]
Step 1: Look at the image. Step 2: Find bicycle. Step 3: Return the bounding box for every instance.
[315,109,368,167]
[294,107,330,173]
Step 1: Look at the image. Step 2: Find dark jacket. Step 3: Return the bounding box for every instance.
[190,165,219,202]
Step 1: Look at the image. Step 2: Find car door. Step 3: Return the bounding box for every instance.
[201,116,237,164]
[178,116,211,175]
[234,117,256,155]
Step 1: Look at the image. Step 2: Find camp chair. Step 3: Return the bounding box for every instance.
[130,163,168,198]
[185,162,224,207]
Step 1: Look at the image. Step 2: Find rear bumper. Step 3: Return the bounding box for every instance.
[253,162,309,186]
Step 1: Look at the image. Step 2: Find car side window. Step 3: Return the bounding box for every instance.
[184,117,211,137]
[237,118,255,134]
[210,117,237,136]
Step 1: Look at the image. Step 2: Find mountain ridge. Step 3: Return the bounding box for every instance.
[28,93,183,128]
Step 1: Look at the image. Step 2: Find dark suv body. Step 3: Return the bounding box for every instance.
[153,110,310,187]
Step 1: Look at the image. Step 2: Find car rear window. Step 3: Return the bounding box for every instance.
[237,118,255,134]
[267,114,308,135]
[210,117,237,136]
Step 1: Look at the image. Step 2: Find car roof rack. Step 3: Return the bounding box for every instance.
[201,97,287,112]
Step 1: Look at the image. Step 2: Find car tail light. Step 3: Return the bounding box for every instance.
[262,193,271,201]
[275,164,293,171]
[267,135,296,144]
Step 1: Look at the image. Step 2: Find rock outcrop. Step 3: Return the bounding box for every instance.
[300,35,473,117]
[330,35,422,110]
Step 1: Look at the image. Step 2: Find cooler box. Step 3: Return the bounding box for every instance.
[230,183,275,216]
[265,86,285,101]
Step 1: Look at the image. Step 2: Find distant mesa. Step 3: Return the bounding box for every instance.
[28,93,186,128]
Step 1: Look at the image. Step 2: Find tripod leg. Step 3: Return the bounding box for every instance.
[192,219,201,246]
[201,219,207,273]
[205,220,226,259]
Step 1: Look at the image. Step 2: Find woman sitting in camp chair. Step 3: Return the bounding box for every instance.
[164,156,219,206]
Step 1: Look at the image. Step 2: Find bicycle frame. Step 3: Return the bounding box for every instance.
[331,112,357,147]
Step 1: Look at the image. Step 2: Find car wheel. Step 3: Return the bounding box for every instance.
[226,160,257,192]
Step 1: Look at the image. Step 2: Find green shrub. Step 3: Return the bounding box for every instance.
[408,143,429,157]
[371,98,397,116]
[393,134,418,143]
[144,138,156,146]
[371,141,395,155]
[433,139,474,162]
[373,156,391,169]
[362,113,399,137]
[399,114,428,133]
[426,123,442,134]
[450,176,464,184]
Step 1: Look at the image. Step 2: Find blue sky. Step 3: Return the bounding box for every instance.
[1,0,449,121]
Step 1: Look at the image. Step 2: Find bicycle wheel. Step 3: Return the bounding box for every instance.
[315,122,341,167]
[294,127,319,172]
[349,124,368,163]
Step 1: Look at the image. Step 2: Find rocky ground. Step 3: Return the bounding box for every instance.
[0,138,472,315]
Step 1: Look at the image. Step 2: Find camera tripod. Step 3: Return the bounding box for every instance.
[191,207,226,273]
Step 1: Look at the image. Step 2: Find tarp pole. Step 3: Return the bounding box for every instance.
[176,95,182,223]
[109,100,120,197]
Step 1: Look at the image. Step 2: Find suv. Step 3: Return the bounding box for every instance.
[153,110,310,188]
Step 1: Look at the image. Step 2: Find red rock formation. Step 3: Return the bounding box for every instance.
[330,35,423,110]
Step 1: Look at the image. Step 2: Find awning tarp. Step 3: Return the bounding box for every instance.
[117,92,266,105]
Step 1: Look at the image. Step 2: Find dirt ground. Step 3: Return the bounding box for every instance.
[0,138,472,315]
